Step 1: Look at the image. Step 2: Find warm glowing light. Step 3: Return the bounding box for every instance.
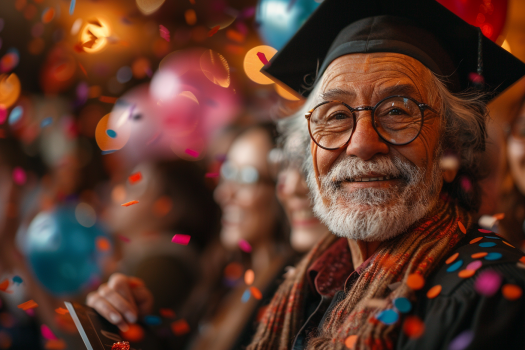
[275,83,301,101]
[243,45,277,85]
[502,39,512,53]
[0,73,21,108]
[185,9,197,25]
[79,19,110,53]
[200,50,230,88]
[179,91,199,104]
[136,0,165,15]
[150,71,180,101]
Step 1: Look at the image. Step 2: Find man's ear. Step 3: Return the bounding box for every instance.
[443,168,458,183]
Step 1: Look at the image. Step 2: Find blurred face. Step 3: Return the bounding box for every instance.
[214,129,279,250]
[508,104,525,194]
[308,53,444,242]
[277,166,327,253]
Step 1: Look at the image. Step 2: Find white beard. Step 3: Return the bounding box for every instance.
[306,151,443,242]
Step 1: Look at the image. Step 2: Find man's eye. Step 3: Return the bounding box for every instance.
[334,113,349,120]
[388,108,404,116]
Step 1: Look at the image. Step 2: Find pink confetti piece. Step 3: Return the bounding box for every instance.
[478,228,492,233]
[25,308,35,316]
[185,149,199,158]
[238,239,252,253]
[465,260,482,271]
[172,234,191,245]
[159,25,170,42]
[0,106,7,124]
[460,176,472,192]
[474,269,502,296]
[208,25,220,37]
[41,324,58,340]
[117,235,130,243]
[205,172,219,178]
[12,167,26,185]
[257,52,269,65]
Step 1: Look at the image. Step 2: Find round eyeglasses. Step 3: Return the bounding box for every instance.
[305,95,438,150]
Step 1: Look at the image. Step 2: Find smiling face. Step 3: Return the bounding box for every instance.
[307,53,446,241]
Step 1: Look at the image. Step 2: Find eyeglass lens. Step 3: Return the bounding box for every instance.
[309,96,423,149]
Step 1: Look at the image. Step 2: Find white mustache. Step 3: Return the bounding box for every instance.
[324,155,420,185]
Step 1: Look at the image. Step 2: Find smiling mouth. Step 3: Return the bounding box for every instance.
[345,176,401,183]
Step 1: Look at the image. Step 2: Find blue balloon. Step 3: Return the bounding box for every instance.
[256,0,321,50]
[25,205,111,296]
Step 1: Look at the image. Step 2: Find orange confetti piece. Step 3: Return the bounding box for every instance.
[520,256,525,264]
[458,221,466,234]
[458,269,475,279]
[120,323,144,342]
[344,335,358,349]
[153,196,173,217]
[184,9,197,25]
[45,339,66,350]
[226,29,245,43]
[99,96,118,104]
[257,52,269,65]
[403,315,425,339]
[469,237,483,244]
[159,308,175,318]
[224,262,243,281]
[121,200,139,207]
[171,319,190,335]
[96,236,111,251]
[78,62,87,77]
[426,285,442,299]
[250,286,262,300]
[493,213,505,220]
[18,300,38,310]
[55,307,69,315]
[406,273,425,290]
[445,252,459,264]
[502,284,522,301]
[0,279,9,291]
[208,25,220,37]
[128,172,142,184]
[503,241,515,248]
[471,252,488,259]
[244,269,254,285]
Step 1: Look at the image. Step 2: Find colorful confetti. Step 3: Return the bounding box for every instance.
[205,172,219,178]
[144,315,161,325]
[0,106,7,124]
[474,269,502,296]
[208,25,220,37]
[159,308,175,318]
[256,52,269,65]
[55,307,69,315]
[45,339,67,350]
[17,300,38,310]
[0,279,9,291]
[241,289,251,303]
[446,252,459,264]
[172,234,191,245]
[471,252,488,259]
[426,285,442,299]
[159,25,170,42]
[120,324,144,342]
[185,148,199,158]
[69,0,76,15]
[469,237,483,244]
[449,330,474,350]
[393,297,412,313]
[128,172,142,184]
[96,236,111,251]
[224,262,243,281]
[244,269,254,285]
[12,167,26,185]
[12,276,22,284]
[8,106,22,125]
[406,273,425,290]
[99,96,118,104]
[121,200,139,207]
[375,309,398,325]
[493,213,505,220]
[171,319,190,336]
[41,8,55,23]
[117,235,131,243]
[41,117,52,128]
[458,269,475,278]
[446,260,463,272]
[502,284,522,301]
[41,324,57,340]
[458,221,466,234]
[344,335,358,349]
[403,315,425,339]
[238,239,252,253]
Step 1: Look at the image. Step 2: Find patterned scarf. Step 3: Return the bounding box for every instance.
[247,199,471,350]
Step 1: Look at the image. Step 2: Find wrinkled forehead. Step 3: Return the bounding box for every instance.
[317,53,434,104]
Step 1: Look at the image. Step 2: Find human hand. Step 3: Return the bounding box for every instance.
[86,273,153,332]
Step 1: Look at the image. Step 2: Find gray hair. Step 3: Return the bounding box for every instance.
[278,72,489,212]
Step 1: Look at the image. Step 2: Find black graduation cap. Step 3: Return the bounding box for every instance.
[261,0,525,102]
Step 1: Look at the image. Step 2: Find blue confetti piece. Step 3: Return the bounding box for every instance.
[241,289,251,303]
[485,252,502,261]
[447,259,463,272]
[12,276,23,284]
[144,315,161,325]
[484,236,500,240]
[479,242,497,248]
[8,106,23,125]
[106,129,117,138]
[101,150,117,155]
[41,117,52,128]
[376,309,398,325]
[393,297,412,313]
[69,0,76,15]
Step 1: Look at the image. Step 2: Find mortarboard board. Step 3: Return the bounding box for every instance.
[261,0,525,102]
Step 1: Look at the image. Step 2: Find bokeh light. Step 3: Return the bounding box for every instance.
[200,49,230,88]
[243,45,277,84]
[79,18,110,53]
[95,113,131,152]
[0,73,21,108]
[136,0,165,15]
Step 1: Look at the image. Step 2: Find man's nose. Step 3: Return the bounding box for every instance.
[345,115,389,160]
[214,181,234,205]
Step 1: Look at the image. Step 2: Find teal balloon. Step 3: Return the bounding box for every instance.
[256,0,320,50]
[25,205,110,296]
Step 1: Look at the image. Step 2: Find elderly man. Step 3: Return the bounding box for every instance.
[246,0,525,349]
[84,0,525,349]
